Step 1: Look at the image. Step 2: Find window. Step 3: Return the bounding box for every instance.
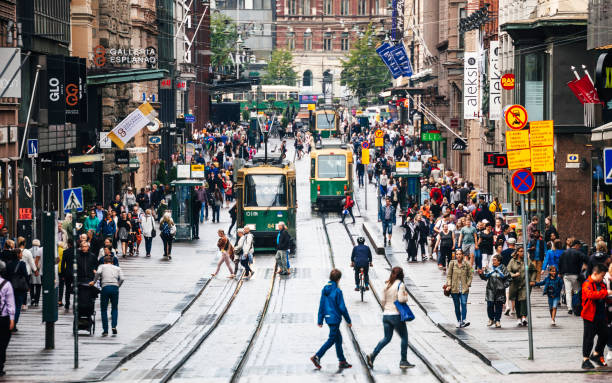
[358,0,367,15]
[458,7,467,49]
[288,0,297,14]
[287,36,295,50]
[316,113,336,131]
[302,0,311,15]
[324,0,333,15]
[324,37,332,50]
[303,70,312,87]
[523,53,545,121]
[311,159,316,178]
[374,0,380,14]
[341,32,349,50]
[340,0,349,15]
[245,175,287,207]
[304,33,312,50]
[317,155,346,178]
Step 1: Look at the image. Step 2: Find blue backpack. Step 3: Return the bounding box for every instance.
[161,222,171,237]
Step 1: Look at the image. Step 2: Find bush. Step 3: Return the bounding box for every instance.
[157,160,168,185]
[359,97,368,107]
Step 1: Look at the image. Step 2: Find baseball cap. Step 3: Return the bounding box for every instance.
[507,238,516,244]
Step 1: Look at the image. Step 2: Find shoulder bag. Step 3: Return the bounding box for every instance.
[394,282,415,322]
[10,262,29,293]
[150,217,157,238]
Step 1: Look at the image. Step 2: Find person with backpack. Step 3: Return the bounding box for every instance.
[0,260,15,376]
[535,265,564,325]
[234,228,254,279]
[559,239,588,314]
[159,212,176,260]
[340,192,355,224]
[351,237,372,291]
[366,266,415,369]
[4,249,27,331]
[310,269,352,370]
[580,263,612,369]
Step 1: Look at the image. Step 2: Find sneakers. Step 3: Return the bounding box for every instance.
[102,332,108,337]
[517,319,523,326]
[355,287,360,291]
[522,318,528,326]
[338,361,352,369]
[460,321,470,328]
[366,354,374,369]
[590,353,608,367]
[399,360,415,369]
[568,309,573,315]
[310,355,321,370]
[581,359,594,369]
[495,321,501,328]
[112,328,117,335]
[456,321,462,328]
[551,319,556,326]
[487,320,494,327]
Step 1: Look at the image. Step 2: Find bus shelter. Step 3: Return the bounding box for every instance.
[170,179,205,241]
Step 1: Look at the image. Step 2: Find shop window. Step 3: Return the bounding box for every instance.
[522,53,545,121]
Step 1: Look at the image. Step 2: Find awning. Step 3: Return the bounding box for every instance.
[591,121,612,141]
[87,69,169,86]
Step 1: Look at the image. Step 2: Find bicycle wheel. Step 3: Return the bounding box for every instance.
[360,273,365,302]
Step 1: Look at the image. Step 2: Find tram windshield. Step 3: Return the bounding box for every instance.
[316,113,335,130]
[318,155,346,179]
[245,175,287,207]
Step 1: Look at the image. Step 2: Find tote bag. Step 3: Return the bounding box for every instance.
[393,282,415,322]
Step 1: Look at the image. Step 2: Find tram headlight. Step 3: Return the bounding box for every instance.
[317,184,320,195]
[246,224,256,231]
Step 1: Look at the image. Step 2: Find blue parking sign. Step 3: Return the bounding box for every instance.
[605,148,612,185]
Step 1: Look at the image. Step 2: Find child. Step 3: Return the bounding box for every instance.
[311,269,352,370]
[580,263,612,369]
[535,265,564,325]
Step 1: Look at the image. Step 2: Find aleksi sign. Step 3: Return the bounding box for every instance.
[464,52,480,119]
[483,152,508,168]
[488,41,501,120]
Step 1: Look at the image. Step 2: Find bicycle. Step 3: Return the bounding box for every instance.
[359,268,366,302]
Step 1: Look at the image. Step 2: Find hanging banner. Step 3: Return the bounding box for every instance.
[489,41,501,120]
[376,43,402,79]
[464,52,480,119]
[64,57,87,123]
[47,55,66,125]
[391,43,413,78]
[107,102,157,149]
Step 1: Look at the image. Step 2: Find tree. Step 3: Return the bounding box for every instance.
[211,12,238,70]
[263,49,297,86]
[341,24,391,99]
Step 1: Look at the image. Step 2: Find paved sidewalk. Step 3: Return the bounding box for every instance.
[3,211,234,382]
[354,180,612,375]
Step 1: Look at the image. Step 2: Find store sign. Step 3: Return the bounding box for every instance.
[501,73,515,90]
[299,94,318,103]
[93,45,157,67]
[595,52,612,102]
[0,48,21,98]
[18,208,32,220]
[421,132,442,141]
[115,150,130,165]
[483,152,508,168]
[64,57,87,123]
[376,42,402,79]
[463,52,480,119]
[160,78,172,89]
[488,41,501,120]
[47,55,66,125]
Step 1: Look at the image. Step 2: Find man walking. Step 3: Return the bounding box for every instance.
[90,256,125,336]
[0,261,15,376]
[275,222,291,275]
[559,239,588,314]
[311,269,352,370]
[379,198,396,246]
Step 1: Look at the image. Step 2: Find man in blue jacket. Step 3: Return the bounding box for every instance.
[378,197,396,246]
[351,237,372,290]
[311,269,352,370]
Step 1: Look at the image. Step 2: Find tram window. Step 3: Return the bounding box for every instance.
[316,113,335,130]
[245,175,287,207]
[318,155,346,178]
[311,158,316,178]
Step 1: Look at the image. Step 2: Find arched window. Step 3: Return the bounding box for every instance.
[303,70,312,87]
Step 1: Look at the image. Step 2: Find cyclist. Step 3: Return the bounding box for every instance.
[351,237,373,291]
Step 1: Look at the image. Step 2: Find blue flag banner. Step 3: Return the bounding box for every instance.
[391,44,413,78]
[376,43,402,79]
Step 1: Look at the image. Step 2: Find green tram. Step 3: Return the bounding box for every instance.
[235,156,297,252]
[314,109,340,138]
[310,144,354,210]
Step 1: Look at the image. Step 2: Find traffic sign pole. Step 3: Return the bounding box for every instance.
[521,193,534,360]
[72,208,78,369]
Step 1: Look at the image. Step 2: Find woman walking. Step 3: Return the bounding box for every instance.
[212,230,235,278]
[445,249,472,328]
[212,189,223,223]
[141,209,156,258]
[433,223,455,271]
[507,247,536,326]
[366,267,414,369]
[5,249,28,331]
[159,212,176,259]
[478,254,510,328]
[234,229,254,279]
[117,212,131,257]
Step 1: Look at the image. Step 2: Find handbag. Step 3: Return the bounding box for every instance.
[10,262,29,293]
[150,217,157,238]
[393,282,415,322]
[442,283,451,297]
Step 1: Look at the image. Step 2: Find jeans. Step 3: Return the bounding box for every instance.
[487,301,503,321]
[451,293,468,322]
[563,274,579,309]
[372,314,408,362]
[548,296,560,309]
[213,205,220,223]
[144,236,153,255]
[0,316,11,371]
[354,266,369,288]
[13,291,26,324]
[341,208,355,223]
[162,236,173,257]
[200,204,205,223]
[382,221,393,235]
[100,285,119,333]
[316,323,346,361]
[358,174,364,187]
[240,258,253,276]
[275,250,288,273]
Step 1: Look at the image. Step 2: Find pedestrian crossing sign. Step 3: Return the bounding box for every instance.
[63,187,84,213]
[604,148,612,185]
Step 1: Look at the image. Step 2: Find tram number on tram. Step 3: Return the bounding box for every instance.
[267,224,276,229]
[246,211,259,216]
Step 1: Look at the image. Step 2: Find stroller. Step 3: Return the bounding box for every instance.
[77,283,100,335]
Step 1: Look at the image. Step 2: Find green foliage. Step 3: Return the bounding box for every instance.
[360,98,369,107]
[211,13,238,69]
[263,49,297,86]
[81,184,97,206]
[242,109,250,121]
[156,160,168,185]
[169,166,177,183]
[341,24,392,99]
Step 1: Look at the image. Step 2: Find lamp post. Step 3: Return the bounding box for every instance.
[236,34,243,79]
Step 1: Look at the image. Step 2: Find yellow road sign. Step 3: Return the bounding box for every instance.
[374,129,383,138]
[361,149,370,164]
[395,161,409,168]
[507,149,531,170]
[307,104,315,111]
[505,130,530,150]
[375,137,384,147]
[529,120,554,147]
[530,146,554,172]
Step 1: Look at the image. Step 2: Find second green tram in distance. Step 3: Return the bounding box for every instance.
[314,109,340,138]
[235,153,297,252]
[309,142,354,210]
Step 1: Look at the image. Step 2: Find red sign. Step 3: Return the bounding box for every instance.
[176,81,187,90]
[0,214,4,229]
[504,104,528,130]
[18,208,32,220]
[483,152,508,168]
[160,78,172,89]
[501,74,515,90]
[567,75,603,105]
[511,169,535,195]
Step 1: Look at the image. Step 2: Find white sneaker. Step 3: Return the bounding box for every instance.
[487,320,494,327]
[606,351,612,362]
[551,319,556,326]
[456,321,462,328]
[517,319,523,326]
